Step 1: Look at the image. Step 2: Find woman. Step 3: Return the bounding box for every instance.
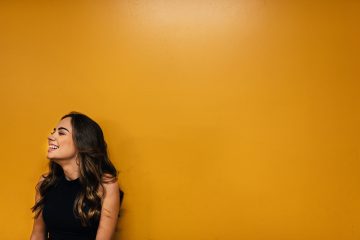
[30,111,123,240]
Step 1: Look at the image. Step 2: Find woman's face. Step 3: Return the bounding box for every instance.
[47,117,78,162]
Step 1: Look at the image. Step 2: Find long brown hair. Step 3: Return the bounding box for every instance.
[31,111,123,226]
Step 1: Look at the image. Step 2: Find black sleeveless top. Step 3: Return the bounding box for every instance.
[42,175,100,240]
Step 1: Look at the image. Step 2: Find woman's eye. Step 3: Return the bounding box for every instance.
[59,132,65,135]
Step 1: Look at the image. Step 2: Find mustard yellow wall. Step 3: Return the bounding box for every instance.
[0,1,359,239]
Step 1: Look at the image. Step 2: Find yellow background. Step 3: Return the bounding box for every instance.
[0,1,359,239]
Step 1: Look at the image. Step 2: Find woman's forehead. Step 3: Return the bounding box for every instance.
[56,117,72,130]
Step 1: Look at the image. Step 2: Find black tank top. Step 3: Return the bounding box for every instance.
[42,175,100,240]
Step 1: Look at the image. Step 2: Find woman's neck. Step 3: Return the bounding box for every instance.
[60,160,80,181]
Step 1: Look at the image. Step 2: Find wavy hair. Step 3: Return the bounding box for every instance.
[31,111,123,227]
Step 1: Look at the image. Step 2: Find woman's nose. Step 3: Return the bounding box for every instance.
[48,133,55,141]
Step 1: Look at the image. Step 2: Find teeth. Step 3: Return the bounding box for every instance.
[49,145,59,149]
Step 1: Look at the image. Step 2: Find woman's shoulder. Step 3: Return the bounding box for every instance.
[101,173,118,184]
[98,173,119,197]
[36,173,49,187]
[39,173,49,182]
[99,173,124,206]
[35,172,49,191]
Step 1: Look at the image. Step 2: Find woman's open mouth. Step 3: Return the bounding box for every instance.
[48,144,59,152]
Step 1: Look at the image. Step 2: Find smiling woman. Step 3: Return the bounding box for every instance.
[47,119,77,163]
[30,111,124,240]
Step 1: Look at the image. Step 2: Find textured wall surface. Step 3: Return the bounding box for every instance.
[0,1,359,239]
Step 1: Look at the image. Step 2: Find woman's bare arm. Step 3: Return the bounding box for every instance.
[95,178,120,240]
[30,175,47,240]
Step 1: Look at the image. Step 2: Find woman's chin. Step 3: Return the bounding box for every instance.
[47,154,57,161]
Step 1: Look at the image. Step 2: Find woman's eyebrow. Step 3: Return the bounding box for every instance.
[54,127,70,132]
